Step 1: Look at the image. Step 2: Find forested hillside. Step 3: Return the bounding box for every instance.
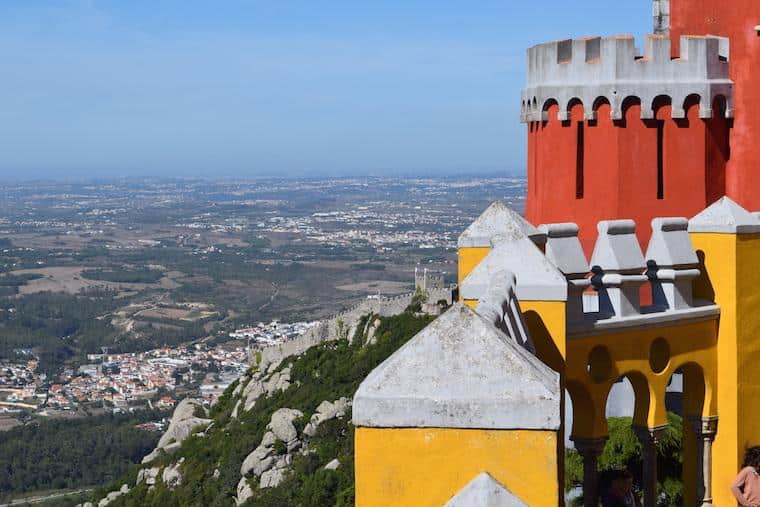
[91,310,435,507]
[0,411,163,502]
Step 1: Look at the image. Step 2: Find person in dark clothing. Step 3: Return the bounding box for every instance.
[600,469,641,507]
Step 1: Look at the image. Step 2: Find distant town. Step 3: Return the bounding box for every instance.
[0,320,318,418]
[0,176,526,429]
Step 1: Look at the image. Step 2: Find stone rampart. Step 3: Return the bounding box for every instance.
[256,288,452,368]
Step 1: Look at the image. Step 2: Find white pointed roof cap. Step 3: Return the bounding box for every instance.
[539,222,589,276]
[458,201,546,248]
[352,304,560,430]
[688,196,760,234]
[590,220,646,273]
[444,472,528,507]
[461,240,567,301]
[645,217,698,267]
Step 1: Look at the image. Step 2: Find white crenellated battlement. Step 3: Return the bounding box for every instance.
[458,201,743,336]
[521,34,734,122]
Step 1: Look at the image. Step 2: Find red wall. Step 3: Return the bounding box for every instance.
[671,1,760,210]
[525,99,730,255]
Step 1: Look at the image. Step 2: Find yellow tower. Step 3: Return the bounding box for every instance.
[457,200,547,287]
[352,298,561,507]
[689,197,760,507]
[458,204,567,370]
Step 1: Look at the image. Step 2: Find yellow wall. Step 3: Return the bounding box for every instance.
[521,300,567,367]
[690,232,760,507]
[355,427,559,507]
[566,317,718,505]
[460,300,567,368]
[565,319,717,438]
[457,247,491,290]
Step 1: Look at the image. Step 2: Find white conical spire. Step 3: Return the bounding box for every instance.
[461,240,567,302]
[444,472,528,507]
[458,201,545,248]
[645,217,698,267]
[689,196,760,234]
[352,304,560,430]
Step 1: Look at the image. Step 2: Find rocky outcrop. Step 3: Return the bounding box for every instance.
[303,398,349,437]
[259,468,286,489]
[232,392,353,494]
[267,408,303,442]
[137,467,160,486]
[240,443,275,477]
[85,301,407,507]
[242,366,292,412]
[232,375,249,397]
[324,458,340,471]
[162,459,184,489]
[143,399,212,463]
[231,399,242,419]
[240,407,303,482]
[96,484,130,507]
[365,318,381,346]
[256,287,451,371]
[236,477,254,506]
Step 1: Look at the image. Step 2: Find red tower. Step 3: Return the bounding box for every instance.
[522,13,734,253]
[670,1,760,213]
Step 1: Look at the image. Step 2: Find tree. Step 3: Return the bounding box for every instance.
[565,412,683,506]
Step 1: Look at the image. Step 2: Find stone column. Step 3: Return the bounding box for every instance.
[689,416,718,507]
[574,437,607,507]
[653,0,670,35]
[633,426,667,507]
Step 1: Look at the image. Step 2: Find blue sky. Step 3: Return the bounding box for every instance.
[0,1,650,180]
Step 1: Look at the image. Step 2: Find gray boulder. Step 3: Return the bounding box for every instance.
[242,378,265,411]
[303,398,350,437]
[231,399,242,419]
[236,477,254,506]
[162,460,184,489]
[136,467,160,486]
[273,454,291,470]
[143,399,211,463]
[266,408,303,442]
[232,375,249,397]
[243,367,293,412]
[324,459,340,471]
[260,431,276,448]
[259,468,286,489]
[97,485,129,507]
[365,318,381,346]
[240,445,274,477]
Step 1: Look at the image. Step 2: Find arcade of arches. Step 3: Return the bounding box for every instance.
[566,320,717,506]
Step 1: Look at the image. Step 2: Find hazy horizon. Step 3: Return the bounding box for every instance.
[0,169,527,184]
[0,1,649,180]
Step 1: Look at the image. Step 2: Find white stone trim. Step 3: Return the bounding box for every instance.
[444,472,528,507]
[521,34,733,123]
[688,196,760,234]
[352,304,560,430]
[461,240,567,302]
[458,201,545,248]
